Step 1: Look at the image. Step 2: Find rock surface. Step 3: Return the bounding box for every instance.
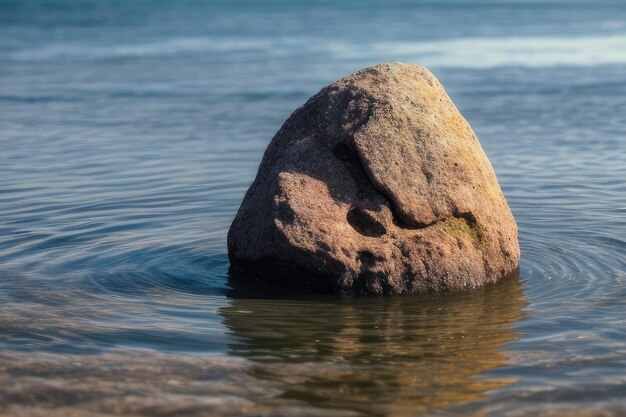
[228,62,519,295]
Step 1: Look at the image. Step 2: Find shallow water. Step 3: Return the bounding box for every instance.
[1,1,625,416]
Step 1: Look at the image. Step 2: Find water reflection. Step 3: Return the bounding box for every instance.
[221,270,527,416]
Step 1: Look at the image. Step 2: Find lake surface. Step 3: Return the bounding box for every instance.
[1,1,625,416]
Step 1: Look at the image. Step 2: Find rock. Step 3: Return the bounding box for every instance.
[227,62,519,295]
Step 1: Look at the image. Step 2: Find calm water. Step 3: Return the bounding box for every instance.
[1,1,625,416]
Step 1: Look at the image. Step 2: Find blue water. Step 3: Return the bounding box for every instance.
[1,1,625,416]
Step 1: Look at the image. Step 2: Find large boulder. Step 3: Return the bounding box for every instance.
[228,62,519,295]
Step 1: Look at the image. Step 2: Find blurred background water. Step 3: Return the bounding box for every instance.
[1,0,625,416]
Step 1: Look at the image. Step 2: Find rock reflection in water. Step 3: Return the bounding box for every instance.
[220,270,527,416]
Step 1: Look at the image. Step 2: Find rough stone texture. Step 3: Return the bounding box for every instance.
[228,62,519,295]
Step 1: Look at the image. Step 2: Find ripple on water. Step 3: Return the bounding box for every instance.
[1,2,626,414]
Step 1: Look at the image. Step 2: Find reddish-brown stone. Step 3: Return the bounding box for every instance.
[228,62,519,295]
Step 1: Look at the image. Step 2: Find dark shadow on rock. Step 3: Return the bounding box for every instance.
[220,269,527,416]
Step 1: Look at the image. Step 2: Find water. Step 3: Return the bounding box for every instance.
[1,0,625,415]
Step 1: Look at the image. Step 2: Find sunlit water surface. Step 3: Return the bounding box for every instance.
[1,1,625,416]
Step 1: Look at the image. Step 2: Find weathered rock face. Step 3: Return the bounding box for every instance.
[228,62,519,295]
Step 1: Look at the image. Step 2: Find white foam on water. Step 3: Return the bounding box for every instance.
[9,33,626,68]
[11,34,626,68]
[9,37,275,60]
[367,34,626,68]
